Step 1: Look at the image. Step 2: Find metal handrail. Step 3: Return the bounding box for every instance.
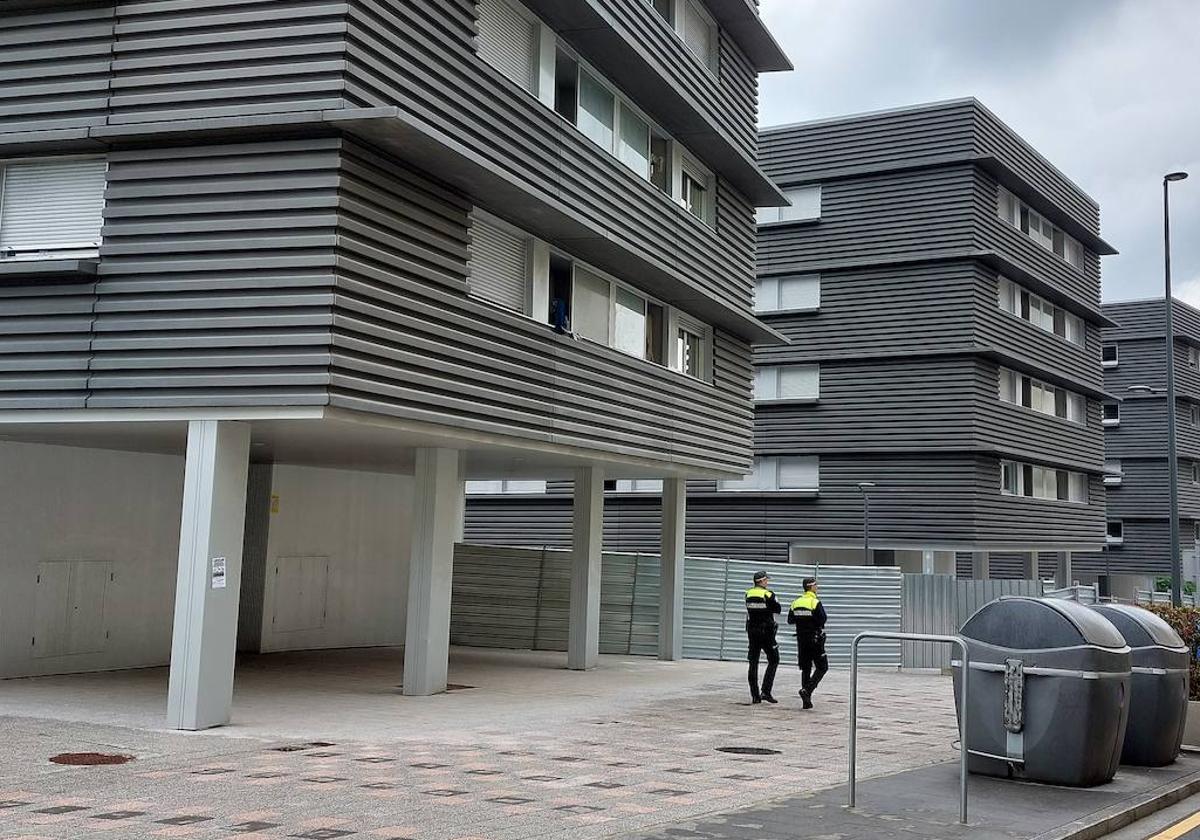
[849,631,970,825]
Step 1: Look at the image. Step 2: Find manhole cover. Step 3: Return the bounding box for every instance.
[49,752,133,766]
[715,746,781,756]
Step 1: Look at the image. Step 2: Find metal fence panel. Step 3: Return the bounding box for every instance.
[901,575,1041,668]
[451,545,904,667]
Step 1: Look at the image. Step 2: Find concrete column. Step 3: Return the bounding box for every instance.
[921,550,935,575]
[970,551,990,580]
[403,447,461,696]
[1055,551,1073,588]
[166,419,251,731]
[452,479,466,543]
[658,477,686,662]
[1021,551,1037,580]
[569,466,604,670]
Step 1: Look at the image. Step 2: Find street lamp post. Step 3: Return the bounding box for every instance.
[1164,171,1188,607]
[857,482,876,566]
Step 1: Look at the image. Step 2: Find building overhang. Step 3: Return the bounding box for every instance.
[975,346,1119,401]
[520,0,788,206]
[975,155,1118,256]
[700,0,793,71]
[972,250,1119,327]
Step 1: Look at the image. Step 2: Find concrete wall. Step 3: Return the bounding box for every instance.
[0,440,183,678]
[258,464,413,653]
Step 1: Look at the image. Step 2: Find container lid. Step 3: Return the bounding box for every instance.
[961,596,1128,650]
[1092,604,1187,650]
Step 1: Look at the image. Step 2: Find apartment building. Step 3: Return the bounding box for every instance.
[1074,298,1200,595]
[466,99,1114,582]
[0,0,789,728]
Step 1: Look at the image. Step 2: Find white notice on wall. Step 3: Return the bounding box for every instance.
[211,557,227,589]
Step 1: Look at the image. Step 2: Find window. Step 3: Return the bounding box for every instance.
[549,37,713,225]
[756,275,820,313]
[1106,520,1124,545]
[1102,344,1118,367]
[754,364,819,402]
[1191,404,1200,427]
[467,212,531,313]
[613,479,664,493]
[1193,461,1200,485]
[996,277,1085,346]
[475,0,539,94]
[1103,460,1122,486]
[680,153,714,225]
[757,185,822,225]
[1102,403,1119,427]
[465,480,547,494]
[0,158,106,259]
[998,367,1086,425]
[679,0,718,72]
[718,456,819,492]
[645,0,719,74]
[1000,459,1087,503]
[1188,345,1200,370]
[478,211,708,378]
[997,187,1086,269]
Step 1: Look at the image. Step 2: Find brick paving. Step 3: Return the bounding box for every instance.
[0,651,959,839]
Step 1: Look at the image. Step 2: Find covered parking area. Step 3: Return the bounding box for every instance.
[0,408,692,730]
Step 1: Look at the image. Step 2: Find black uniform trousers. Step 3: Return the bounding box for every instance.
[797,632,828,695]
[746,622,779,700]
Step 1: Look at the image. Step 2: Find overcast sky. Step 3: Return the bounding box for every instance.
[757,0,1200,306]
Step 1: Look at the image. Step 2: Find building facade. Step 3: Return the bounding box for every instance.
[466,99,1115,581]
[0,0,789,727]
[1074,298,1200,595]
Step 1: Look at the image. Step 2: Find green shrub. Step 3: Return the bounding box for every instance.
[1143,603,1200,701]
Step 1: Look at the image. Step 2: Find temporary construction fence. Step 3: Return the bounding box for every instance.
[450,544,903,667]
[900,574,1041,668]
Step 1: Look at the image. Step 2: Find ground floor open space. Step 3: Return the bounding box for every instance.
[0,647,959,840]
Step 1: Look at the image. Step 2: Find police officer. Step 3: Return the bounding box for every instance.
[745,571,781,704]
[788,576,828,710]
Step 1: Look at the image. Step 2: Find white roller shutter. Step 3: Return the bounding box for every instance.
[475,0,538,93]
[0,158,106,254]
[468,215,530,314]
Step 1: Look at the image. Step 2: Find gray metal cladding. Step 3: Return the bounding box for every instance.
[759,99,1100,236]
[1104,458,1200,520]
[85,138,341,408]
[0,277,99,409]
[1074,520,1181,577]
[340,0,757,316]
[329,137,754,471]
[901,575,1042,667]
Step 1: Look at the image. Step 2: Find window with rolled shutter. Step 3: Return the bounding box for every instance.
[680,0,718,72]
[0,158,106,256]
[475,0,538,94]
[468,215,530,314]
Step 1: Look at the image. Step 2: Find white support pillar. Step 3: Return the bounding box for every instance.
[921,549,936,575]
[166,420,251,731]
[569,466,604,670]
[659,477,686,662]
[452,479,466,544]
[970,551,990,580]
[1022,551,1037,581]
[1056,551,1073,588]
[403,447,461,696]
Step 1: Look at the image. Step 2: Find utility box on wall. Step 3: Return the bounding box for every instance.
[33,560,111,659]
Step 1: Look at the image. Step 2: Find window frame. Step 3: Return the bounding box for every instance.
[717,455,820,494]
[1101,344,1118,367]
[997,186,1087,271]
[645,0,720,77]
[755,274,821,315]
[1103,460,1123,487]
[1102,402,1120,427]
[999,459,1088,504]
[757,185,822,227]
[996,276,1086,348]
[753,363,820,403]
[612,478,664,493]
[997,366,1087,426]
[1106,520,1124,545]
[465,479,548,495]
[0,156,107,260]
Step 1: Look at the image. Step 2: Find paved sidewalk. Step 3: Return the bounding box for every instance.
[0,649,959,839]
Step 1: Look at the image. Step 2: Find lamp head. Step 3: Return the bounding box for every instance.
[856,481,877,491]
[1127,385,1153,394]
[1165,172,1189,182]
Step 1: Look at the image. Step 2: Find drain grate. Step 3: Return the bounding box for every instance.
[715,746,782,756]
[49,752,133,766]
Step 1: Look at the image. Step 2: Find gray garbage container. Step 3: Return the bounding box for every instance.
[953,596,1131,787]
[1092,604,1189,766]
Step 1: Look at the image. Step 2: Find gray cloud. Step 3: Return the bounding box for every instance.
[758,0,1200,305]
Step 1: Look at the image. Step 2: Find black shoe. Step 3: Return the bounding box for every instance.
[751,696,762,704]
[762,694,778,704]
[801,690,813,710]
